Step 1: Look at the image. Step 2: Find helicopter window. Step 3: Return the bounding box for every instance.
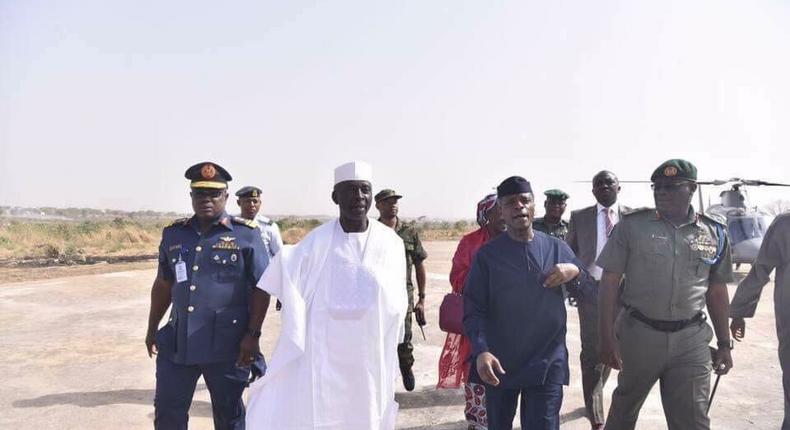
[727,218,766,243]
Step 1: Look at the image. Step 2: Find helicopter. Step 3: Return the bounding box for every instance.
[696,178,790,268]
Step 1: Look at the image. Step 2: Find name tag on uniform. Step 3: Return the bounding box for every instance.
[175,260,188,283]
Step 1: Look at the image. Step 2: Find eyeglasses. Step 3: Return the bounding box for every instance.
[651,181,691,192]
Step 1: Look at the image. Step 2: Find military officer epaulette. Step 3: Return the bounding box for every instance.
[257,215,274,226]
[168,217,191,228]
[232,216,259,229]
[622,207,652,217]
[698,212,726,226]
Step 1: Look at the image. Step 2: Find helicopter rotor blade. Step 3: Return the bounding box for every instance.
[573,180,653,184]
[575,178,790,186]
[742,179,790,187]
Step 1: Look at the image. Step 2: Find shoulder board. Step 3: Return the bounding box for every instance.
[168,217,190,227]
[699,212,726,226]
[232,216,259,229]
[622,207,652,217]
[257,216,273,225]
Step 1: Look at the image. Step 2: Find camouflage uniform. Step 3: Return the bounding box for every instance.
[394,218,428,371]
[532,217,570,240]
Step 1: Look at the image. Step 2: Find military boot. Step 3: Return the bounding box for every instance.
[400,366,415,391]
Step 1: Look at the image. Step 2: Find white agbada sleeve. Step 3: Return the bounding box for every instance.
[248,222,333,392]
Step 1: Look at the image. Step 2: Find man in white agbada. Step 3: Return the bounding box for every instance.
[244,161,408,430]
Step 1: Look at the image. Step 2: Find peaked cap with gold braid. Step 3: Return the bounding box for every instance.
[184,162,232,189]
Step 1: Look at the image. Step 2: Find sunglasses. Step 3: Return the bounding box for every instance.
[192,189,224,199]
[651,181,691,192]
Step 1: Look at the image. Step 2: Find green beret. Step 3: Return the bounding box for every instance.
[544,189,569,200]
[651,159,697,182]
[374,188,403,203]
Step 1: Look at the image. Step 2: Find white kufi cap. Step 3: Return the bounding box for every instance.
[334,160,373,185]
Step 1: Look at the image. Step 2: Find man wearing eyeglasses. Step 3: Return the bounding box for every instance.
[597,159,734,430]
[145,161,271,430]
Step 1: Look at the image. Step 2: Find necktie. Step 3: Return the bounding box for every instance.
[605,208,615,237]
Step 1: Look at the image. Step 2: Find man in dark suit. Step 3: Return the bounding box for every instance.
[566,170,627,430]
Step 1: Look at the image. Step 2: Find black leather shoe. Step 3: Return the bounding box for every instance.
[401,367,415,391]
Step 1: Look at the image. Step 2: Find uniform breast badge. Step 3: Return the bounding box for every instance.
[213,236,240,250]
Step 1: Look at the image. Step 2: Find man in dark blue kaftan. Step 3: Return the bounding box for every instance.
[464,176,591,430]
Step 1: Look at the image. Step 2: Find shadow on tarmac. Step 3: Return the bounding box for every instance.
[560,406,587,423]
[399,405,586,429]
[399,421,469,430]
[12,385,212,417]
[396,388,465,410]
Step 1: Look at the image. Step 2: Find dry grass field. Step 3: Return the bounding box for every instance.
[0,218,164,262]
[0,215,474,273]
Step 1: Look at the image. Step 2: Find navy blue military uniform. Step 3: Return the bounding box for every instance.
[152,162,269,430]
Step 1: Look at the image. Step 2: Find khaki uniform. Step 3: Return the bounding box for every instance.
[394,219,427,371]
[731,212,790,429]
[532,217,569,240]
[597,208,733,430]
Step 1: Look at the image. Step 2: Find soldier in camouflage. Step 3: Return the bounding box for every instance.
[375,188,428,392]
[533,189,570,240]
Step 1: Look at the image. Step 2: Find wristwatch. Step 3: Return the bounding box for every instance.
[246,328,262,338]
[418,293,426,299]
[717,339,734,350]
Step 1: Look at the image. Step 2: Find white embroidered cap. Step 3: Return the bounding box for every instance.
[334,161,373,185]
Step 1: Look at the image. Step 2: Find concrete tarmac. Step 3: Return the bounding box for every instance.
[0,240,783,429]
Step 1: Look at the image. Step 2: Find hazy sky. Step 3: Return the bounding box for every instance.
[2,0,789,219]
